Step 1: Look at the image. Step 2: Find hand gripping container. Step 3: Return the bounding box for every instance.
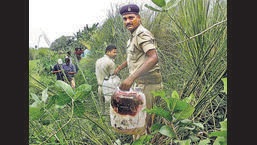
[110,87,146,135]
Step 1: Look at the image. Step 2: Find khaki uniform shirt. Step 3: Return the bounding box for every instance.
[126,24,160,75]
[95,54,116,86]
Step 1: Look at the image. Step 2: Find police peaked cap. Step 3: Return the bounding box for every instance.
[120,4,140,15]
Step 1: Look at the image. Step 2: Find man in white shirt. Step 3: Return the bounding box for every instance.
[95,44,118,115]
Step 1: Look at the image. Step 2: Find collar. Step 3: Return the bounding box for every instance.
[104,54,114,61]
[131,24,143,38]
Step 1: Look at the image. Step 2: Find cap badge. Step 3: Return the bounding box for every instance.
[128,7,131,11]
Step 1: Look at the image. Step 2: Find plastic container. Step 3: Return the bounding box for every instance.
[102,75,121,102]
[110,87,146,135]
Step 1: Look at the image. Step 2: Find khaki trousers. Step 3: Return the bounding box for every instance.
[98,86,106,115]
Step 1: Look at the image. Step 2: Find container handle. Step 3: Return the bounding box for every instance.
[117,87,133,93]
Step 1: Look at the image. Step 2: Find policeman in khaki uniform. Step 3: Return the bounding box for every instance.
[114,4,163,140]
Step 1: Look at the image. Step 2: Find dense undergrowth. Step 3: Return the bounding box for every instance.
[29,0,227,144]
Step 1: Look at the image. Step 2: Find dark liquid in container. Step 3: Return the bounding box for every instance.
[111,93,143,116]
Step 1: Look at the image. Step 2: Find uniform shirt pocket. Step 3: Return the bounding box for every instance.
[127,43,137,61]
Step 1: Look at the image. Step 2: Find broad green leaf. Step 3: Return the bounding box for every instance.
[151,123,163,133]
[74,101,85,117]
[174,105,195,120]
[158,94,173,110]
[145,106,172,121]
[152,0,166,7]
[144,4,162,12]
[154,91,177,111]
[209,118,227,145]
[74,84,92,100]
[55,92,72,106]
[168,98,178,112]
[41,88,48,103]
[220,118,227,131]
[29,106,42,120]
[171,90,180,99]
[182,93,195,104]
[45,95,57,109]
[77,84,92,92]
[159,125,175,138]
[209,131,227,137]
[209,119,227,142]
[174,100,188,112]
[151,90,165,98]
[55,80,74,97]
[213,136,226,145]
[132,135,152,145]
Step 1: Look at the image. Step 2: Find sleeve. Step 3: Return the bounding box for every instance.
[137,32,156,53]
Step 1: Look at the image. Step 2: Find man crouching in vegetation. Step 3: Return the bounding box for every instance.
[52,58,64,81]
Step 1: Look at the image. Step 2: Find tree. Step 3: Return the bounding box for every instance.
[50,35,74,51]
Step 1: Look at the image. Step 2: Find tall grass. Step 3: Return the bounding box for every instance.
[147,0,227,134]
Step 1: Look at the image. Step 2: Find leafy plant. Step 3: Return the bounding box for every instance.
[142,90,206,144]
[208,77,227,145]
[29,0,227,144]
[209,119,227,145]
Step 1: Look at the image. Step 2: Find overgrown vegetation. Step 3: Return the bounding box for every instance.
[29,0,227,144]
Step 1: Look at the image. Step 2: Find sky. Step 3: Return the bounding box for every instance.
[29,0,153,48]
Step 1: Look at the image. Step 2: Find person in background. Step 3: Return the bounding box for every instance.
[114,4,163,140]
[80,48,85,57]
[52,58,64,81]
[62,57,76,88]
[74,47,84,62]
[95,44,118,115]
[66,50,80,73]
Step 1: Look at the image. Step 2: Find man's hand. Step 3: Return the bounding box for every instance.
[119,76,135,91]
[113,67,121,75]
[114,62,127,75]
